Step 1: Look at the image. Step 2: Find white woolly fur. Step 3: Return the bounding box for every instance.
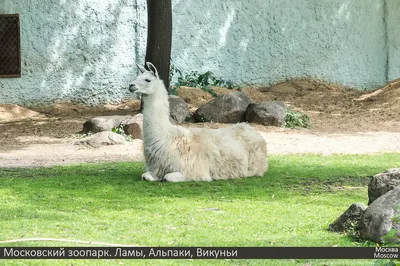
[129,62,268,182]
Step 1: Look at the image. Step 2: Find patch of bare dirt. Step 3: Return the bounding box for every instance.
[177,86,214,113]
[0,137,144,168]
[180,78,400,133]
[31,100,141,118]
[1,78,400,168]
[0,104,47,123]
[354,78,400,104]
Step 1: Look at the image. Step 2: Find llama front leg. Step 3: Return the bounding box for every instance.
[164,172,186,182]
[141,171,161,182]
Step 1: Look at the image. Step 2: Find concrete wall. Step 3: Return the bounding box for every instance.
[0,0,398,105]
[387,0,400,81]
[0,0,146,105]
[171,0,387,89]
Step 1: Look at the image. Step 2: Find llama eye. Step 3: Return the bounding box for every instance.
[145,79,151,82]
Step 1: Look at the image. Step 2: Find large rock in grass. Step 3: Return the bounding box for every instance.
[169,95,190,124]
[368,168,400,205]
[193,92,251,123]
[245,101,287,127]
[329,203,367,233]
[75,131,126,148]
[122,113,143,140]
[359,186,400,243]
[82,115,133,133]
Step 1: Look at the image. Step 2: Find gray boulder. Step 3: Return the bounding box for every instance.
[75,131,126,148]
[368,168,400,205]
[359,185,400,243]
[122,113,143,140]
[329,203,367,233]
[169,95,190,124]
[82,115,133,133]
[193,92,251,123]
[245,101,287,127]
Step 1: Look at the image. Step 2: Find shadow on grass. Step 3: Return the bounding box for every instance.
[0,205,69,222]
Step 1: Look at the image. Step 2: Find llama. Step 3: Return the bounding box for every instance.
[128,62,268,182]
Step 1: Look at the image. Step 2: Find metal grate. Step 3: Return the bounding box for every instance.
[0,14,21,78]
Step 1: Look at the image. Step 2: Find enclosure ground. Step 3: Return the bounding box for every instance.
[1,154,399,266]
[1,78,400,168]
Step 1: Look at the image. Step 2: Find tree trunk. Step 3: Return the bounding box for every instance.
[141,0,172,112]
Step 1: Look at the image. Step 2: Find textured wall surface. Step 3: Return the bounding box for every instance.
[0,0,146,105]
[387,0,400,81]
[0,0,398,105]
[171,0,387,89]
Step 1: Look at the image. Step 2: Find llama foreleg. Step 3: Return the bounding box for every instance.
[141,171,161,182]
[164,172,186,182]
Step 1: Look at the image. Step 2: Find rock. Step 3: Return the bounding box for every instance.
[0,104,46,122]
[122,113,143,140]
[359,185,400,243]
[169,95,190,124]
[75,131,126,148]
[328,203,367,233]
[82,115,133,133]
[368,168,400,205]
[193,92,251,123]
[245,101,287,127]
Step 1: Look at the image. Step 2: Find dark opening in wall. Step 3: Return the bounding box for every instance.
[0,14,21,78]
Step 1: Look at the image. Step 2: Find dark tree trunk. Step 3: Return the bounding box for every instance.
[140,0,172,112]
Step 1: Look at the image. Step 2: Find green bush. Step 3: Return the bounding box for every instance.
[112,125,133,141]
[169,64,237,97]
[285,109,312,129]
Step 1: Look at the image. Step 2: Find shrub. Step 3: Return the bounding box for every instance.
[285,109,312,129]
[169,64,237,97]
[112,125,133,141]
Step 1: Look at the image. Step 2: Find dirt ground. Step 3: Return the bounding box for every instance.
[1,78,400,168]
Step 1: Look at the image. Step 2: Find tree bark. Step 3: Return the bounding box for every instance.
[141,0,172,112]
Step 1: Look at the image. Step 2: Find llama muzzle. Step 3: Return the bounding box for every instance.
[129,84,137,93]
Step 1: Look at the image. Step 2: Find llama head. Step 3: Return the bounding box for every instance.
[129,62,159,95]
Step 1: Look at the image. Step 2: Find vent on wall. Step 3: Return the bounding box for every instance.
[0,14,21,78]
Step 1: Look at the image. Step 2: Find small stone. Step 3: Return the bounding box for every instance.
[328,203,367,233]
[169,95,190,124]
[75,131,126,147]
[245,101,287,127]
[122,113,143,139]
[193,92,251,123]
[359,186,400,243]
[82,115,134,133]
[368,168,400,205]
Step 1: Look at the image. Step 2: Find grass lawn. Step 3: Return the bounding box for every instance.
[0,153,399,265]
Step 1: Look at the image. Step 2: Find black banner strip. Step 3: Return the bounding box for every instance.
[0,247,399,259]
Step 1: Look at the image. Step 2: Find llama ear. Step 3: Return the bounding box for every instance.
[136,63,146,73]
[146,62,159,78]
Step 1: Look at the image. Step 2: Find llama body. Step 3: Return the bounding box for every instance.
[129,62,268,182]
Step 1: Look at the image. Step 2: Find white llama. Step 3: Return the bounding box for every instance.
[129,62,268,182]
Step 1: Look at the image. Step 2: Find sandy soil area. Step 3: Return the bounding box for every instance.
[1,130,399,168]
[1,78,399,168]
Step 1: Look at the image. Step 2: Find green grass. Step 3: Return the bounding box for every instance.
[0,153,399,265]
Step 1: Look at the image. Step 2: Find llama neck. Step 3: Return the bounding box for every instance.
[142,80,172,138]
